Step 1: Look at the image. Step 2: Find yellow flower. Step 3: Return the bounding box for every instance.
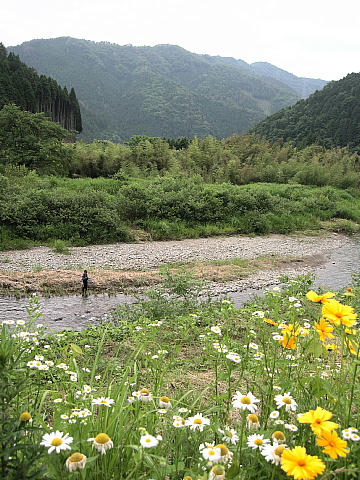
[281,446,325,480]
[280,334,297,350]
[322,301,357,327]
[298,407,338,435]
[264,318,278,326]
[306,290,335,304]
[314,318,334,342]
[324,343,339,351]
[345,327,357,335]
[316,430,349,459]
[19,412,32,422]
[347,339,359,357]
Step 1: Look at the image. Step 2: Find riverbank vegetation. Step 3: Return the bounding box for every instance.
[2,273,359,479]
[1,171,359,250]
[1,107,360,251]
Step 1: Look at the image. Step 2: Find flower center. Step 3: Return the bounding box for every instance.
[298,459,307,467]
[273,431,285,441]
[241,396,251,404]
[100,400,108,404]
[19,412,32,422]
[274,445,286,456]
[145,438,151,443]
[140,388,150,395]
[315,419,322,424]
[215,444,229,456]
[69,453,84,463]
[51,438,63,446]
[160,396,170,403]
[95,433,110,444]
[255,439,264,445]
[194,418,203,424]
[212,466,225,475]
[248,414,258,423]
[283,397,292,404]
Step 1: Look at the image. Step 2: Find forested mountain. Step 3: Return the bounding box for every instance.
[252,73,360,152]
[7,37,323,141]
[250,62,327,98]
[0,43,82,132]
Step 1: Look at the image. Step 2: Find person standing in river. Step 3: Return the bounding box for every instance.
[82,270,88,295]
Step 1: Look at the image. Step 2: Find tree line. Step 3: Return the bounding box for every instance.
[0,43,82,133]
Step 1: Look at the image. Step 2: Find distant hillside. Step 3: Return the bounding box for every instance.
[0,43,82,132]
[250,62,327,98]
[8,37,308,141]
[252,73,360,152]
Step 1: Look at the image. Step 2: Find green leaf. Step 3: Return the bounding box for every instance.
[69,343,83,356]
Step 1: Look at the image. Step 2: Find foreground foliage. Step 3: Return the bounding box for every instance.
[1,274,359,479]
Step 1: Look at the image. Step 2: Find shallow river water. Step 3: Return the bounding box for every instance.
[1,237,359,331]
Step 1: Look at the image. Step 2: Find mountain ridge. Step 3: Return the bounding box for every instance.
[9,37,327,141]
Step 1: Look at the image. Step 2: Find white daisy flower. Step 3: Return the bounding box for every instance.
[285,424,298,432]
[173,418,186,428]
[128,396,136,403]
[53,398,63,403]
[342,429,352,439]
[35,355,44,361]
[138,388,153,402]
[248,342,258,350]
[91,397,115,407]
[247,414,260,429]
[140,433,162,448]
[16,320,26,325]
[159,396,172,409]
[56,363,69,370]
[178,407,189,413]
[273,334,284,341]
[226,353,241,363]
[351,433,360,441]
[88,433,113,454]
[83,385,92,393]
[200,445,222,463]
[261,443,287,465]
[186,413,210,431]
[211,326,222,335]
[232,391,259,413]
[209,465,226,480]
[247,434,270,450]
[38,364,49,371]
[269,411,280,419]
[218,427,239,445]
[65,452,87,472]
[40,431,73,454]
[60,414,69,420]
[274,393,297,412]
[157,409,168,414]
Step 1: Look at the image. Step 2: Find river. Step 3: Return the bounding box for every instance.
[1,236,359,331]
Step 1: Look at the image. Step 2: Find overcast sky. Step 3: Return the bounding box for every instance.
[2,0,359,81]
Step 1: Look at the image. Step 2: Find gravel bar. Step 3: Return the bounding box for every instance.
[0,233,351,272]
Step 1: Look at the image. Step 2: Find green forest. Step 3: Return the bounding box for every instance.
[253,73,360,152]
[0,43,82,133]
[9,38,309,141]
